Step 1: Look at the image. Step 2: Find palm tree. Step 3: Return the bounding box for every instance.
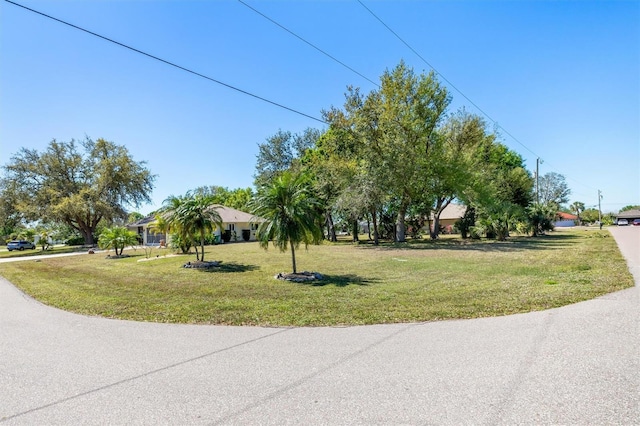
[149,214,169,247]
[98,226,139,256]
[175,195,222,262]
[159,193,222,261]
[158,194,193,254]
[37,229,51,251]
[526,203,556,237]
[570,201,585,225]
[250,171,323,274]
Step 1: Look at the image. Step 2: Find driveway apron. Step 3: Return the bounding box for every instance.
[1,228,638,425]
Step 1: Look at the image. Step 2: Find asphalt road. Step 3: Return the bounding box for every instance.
[1,228,638,425]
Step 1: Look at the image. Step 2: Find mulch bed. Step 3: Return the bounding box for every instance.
[183,260,221,269]
[275,271,324,283]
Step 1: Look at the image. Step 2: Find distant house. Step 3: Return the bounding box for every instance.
[554,212,578,227]
[128,215,165,246]
[214,205,262,242]
[429,204,467,233]
[127,205,262,246]
[615,209,640,223]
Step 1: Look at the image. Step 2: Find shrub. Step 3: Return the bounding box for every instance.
[97,226,139,256]
[65,236,85,246]
[170,233,191,254]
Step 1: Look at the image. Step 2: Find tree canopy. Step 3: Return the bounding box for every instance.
[620,205,640,213]
[323,61,451,242]
[254,128,321,185]
[191,185,254,212]
[1,137,155,245]
[538,172,571,209]
[249,61,545,243]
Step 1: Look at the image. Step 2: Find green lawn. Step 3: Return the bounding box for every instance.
[0,229,633,326]
[0,245,86,259]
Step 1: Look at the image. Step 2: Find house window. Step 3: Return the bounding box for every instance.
[227,224,235,231]
[250,223,259,231]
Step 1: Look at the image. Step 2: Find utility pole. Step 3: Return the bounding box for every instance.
[536,158,539,204]
[598,190,603,229]
[536,158,543,204]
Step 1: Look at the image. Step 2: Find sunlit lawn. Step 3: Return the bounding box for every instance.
[0,228,633,326]
[0,245,85,259]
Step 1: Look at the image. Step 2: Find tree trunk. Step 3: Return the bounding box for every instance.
[431,198,451,240]
[371,209,379,246]
[396,201,409,242]
[326,211,337,242]
[78,222,94,245]
[82,233,94,246]
[352,219,359,242]
[431,215,441,240]
[290,242,297,274]
[200,233,205,262]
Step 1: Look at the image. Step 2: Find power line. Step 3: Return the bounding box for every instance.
[357,1,606,196]
[2,0,611,201]
[357,0,540,159]
[4,0,327,125]
[237,0,379,88]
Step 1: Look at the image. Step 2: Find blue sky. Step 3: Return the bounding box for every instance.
[1,0,638,215]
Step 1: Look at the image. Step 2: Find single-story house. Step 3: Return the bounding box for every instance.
[213,205,262,242]
[615,209,640,224]
[127,205,262,246]
[429,203,467,233]
[554,212,578,227]
[127,215,167,246]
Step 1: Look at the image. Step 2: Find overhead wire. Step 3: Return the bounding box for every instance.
[2,0,610,201]
[356,0,603,197]
[356,0,540,159]
[237,0,563,182]
[4,0,327,125]
[237,0,379,88]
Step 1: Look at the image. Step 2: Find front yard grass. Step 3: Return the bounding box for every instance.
[0,228,633,326]
[0,245,86,259]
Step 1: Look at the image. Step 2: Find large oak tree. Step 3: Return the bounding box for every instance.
[326,62,450,242]
[1,137,155,245]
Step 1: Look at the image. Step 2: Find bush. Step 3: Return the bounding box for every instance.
[455,207,476,239]
[526,204,555,237]
[65,236,85,246]
[222,230,232,243]
[241,229,251,241]
[169,233,191,254]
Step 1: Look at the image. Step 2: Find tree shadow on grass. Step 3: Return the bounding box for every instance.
[300,274,379,288]
[355,232,584,253]
[198,262,260,273]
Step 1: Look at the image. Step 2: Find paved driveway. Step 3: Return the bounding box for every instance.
[1,229,638,425]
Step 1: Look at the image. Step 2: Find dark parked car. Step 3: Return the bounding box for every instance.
[633,219,640,226]
[7,240,36,251]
